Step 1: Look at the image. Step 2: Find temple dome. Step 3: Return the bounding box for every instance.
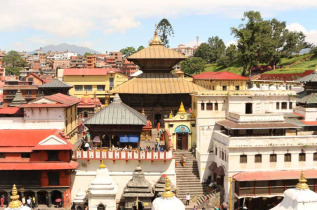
[152,176,185,210]
[271,171,317,210]
[81,96,93,104]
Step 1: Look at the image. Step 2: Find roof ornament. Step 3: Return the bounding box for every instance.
[178,102,186,114]
[149,23,162,46]
[99,160,106,168]
[296,171,309,190]
[169,111,173,119]
[142,109,145,115]
[9,184,23,208]
[162,176,175,198]
[112,93,122,103]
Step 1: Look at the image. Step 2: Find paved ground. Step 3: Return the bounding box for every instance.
[0,205,64,210]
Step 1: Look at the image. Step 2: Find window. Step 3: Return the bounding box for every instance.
[75,85,83,91]
[84,85,92,91]
[270,154,277,162]
[284,153,291,162]
[97,85,105,91]
[0,153,5,158]
[245,103,253,114]
[289,102,293,109]
[276,102,280,110]
[299,153,306,162]
[281,102,287,110]
[222,86,227,91]
[109,78,114,90]
[221,151,224,160]
[314,152,317,161]
[26,90,31,95]
[206,103,213,110]
[48,171,60,185]
[83,112,88,118]
[47,151,59,161]
[215,102,218,111]
[215,147,218,155]
[255,154,262,163]
[240,155,247,163]
[235,86,240,90]
[21,153,30,158]
[201,103,205,110]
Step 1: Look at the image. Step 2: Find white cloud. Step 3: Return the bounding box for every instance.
[287,23,317,45]
[1,0,317,38]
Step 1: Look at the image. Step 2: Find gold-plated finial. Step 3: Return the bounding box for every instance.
[169,111,173,119]
[178,102,186,114]
[296,171,309,190]
[149,23,162,46]
[9,184,23,208]
[142,109,145,115]
[99,160,106,168]
[162,176,175,198]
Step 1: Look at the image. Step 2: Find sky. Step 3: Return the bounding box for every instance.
[0,0,317,53]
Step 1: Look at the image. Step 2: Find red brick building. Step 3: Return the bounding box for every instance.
[122,59,138,76]
[0,129,77,208]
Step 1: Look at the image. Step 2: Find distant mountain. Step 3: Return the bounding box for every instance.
[28,43,100,55]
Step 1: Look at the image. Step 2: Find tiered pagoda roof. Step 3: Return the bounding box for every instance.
[39,78,73,89]
[9,89,27,107]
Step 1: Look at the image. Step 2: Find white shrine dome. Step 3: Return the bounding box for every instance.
[152,176,185,210]
[271,171,317,210]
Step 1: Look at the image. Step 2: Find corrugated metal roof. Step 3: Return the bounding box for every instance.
[111,73,207,94]
[296,70,317,82]
[85,94,147,125]
[128,45,187,59]
[39,78,73,88]
[217,119,300,129]
[297,91,317,104]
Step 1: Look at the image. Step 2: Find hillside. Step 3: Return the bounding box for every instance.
[28,43,100,55]
[203,53,317,75]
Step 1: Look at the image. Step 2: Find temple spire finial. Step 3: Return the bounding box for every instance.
[178,102,186,114]
[142,109,145,115]
[149,23,162,46]
[99,160,106,168]
[296,171,309,190]
[169,111,173,119]
[162,176,175,198]
[9,184,23,208]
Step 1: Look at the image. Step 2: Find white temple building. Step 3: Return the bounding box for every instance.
[152,176,185,210]
[271,171,317,210]
[87,160,118,210]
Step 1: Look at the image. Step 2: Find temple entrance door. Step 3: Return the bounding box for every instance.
[155,114,161,126]
[177,134,188,150]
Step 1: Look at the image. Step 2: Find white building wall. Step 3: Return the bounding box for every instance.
[0,117,65,129]
[24,107,65,121]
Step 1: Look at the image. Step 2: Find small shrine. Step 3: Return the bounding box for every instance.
[87,161,118,210]
[78,95,102,121]
[164,102,196,150]
[9,89,27,107]
[271,171,317,210]
[5,184,30,210]
[38,78,73,95]
[122,165,154,209]
[73,189,86,210]
[141,109,153,141]
[153,174,176,198]
[152,176,185,210]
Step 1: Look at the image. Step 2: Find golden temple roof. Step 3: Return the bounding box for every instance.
[111,73,207,94]
[128,45,188,59]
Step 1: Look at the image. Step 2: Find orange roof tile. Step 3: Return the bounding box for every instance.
[193,72,249,80]
[64,68,120,76]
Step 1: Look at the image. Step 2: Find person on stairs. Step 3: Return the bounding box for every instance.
[186,193,190,205]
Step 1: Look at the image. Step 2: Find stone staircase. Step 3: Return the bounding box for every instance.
[175,150,208,203]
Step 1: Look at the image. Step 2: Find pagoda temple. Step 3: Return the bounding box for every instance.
[38,78,73,95]
[122,165,154,209]
[9,89,27,107]
[111,25,206,124]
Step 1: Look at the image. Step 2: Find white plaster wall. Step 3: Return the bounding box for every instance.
[88,196,116,210]
[0,117,65,129]
[71,160,176,203]
[24,107,65,121]
[296,107,317,121]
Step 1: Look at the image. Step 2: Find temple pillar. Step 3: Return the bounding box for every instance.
[7,191,11,203]
[47,191,52,207]
[34,191,38,207]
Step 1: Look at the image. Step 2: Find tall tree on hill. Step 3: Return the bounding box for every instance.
[180,57,206,75]
[3,50,27,76]
[137,46,145,52]
[120,47,136,58]
[231,11,269,76]
[208,36,226,63]
[157,18,174,48]
[194,43,212,63]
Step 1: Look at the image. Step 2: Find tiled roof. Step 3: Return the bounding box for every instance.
[233,169,317,181]
[39,78,73,88]
[85,94,146,125]
[111,73,207,94]
[217,119,300,129]
[128,44,187,59]
[296,69,317,83]
[0,107,21,115]
[297,91,317,104]
[21,93,80,108]
[26,72,44,82]
[64,68,120,76]
[193,72,249,80]
[0,161,78,170]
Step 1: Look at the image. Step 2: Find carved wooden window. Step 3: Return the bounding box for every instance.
[255,154,262,163]
[270,154,277,162]
[240,155,247,163]
[284,153,291,162]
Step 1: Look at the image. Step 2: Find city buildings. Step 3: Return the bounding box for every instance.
[172,44,197,57]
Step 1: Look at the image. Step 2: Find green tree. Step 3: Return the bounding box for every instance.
[216,55,231,67]
[310,46,317,57]
[120,47,136,58]
[208,36,226,63]
[194,43,211,63]
[225,44,239,64]
[157,18,174,48]
[84,52,93,57]
[180,57,206,75]
[137,46,145,52]
[3,50,27,76]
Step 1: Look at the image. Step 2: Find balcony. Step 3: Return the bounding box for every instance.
[228,112,284,123]
[73,149,173,163]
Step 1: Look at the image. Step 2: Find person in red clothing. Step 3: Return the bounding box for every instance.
[0,195,4,207]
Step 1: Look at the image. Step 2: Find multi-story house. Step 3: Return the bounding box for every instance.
[172,44,197,57]
[86,55,97,68]
[122,59,138,76]
[0,50,6,67]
